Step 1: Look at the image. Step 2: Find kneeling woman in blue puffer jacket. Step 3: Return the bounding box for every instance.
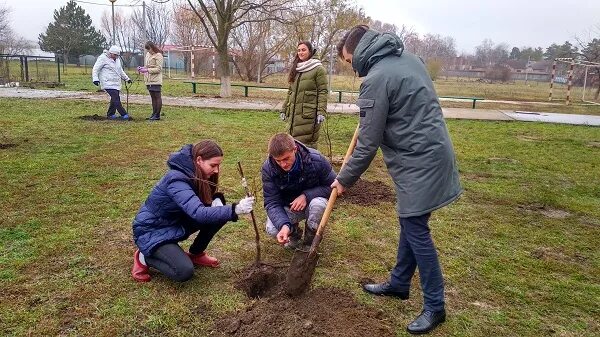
[131,140,254,282]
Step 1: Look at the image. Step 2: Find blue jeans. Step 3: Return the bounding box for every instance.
[105,89,127,117]
[390,213,445,312]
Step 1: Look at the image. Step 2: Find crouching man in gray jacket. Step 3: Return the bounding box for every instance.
[332,25,462,335]
[262,133,336,249]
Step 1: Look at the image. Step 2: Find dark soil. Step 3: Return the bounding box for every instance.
[340,179,395,206]
[0,143,17,149]
[78,114,139,122]
[236,263,280,298]
[217,262,395,337]
[213,286,394,337]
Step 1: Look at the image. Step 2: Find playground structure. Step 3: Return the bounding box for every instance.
[549,57,600,105]
[0,54,62,87]
[164,45,220,80]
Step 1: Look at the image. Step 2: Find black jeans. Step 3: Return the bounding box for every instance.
[145,219,227,282]
[105,89,127,117]
[390,213,445,312]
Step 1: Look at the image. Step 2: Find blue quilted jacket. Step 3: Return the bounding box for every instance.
[132,144,237,256]
[261,141,336,231]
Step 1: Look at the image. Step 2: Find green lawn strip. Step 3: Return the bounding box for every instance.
[44,66,600,115]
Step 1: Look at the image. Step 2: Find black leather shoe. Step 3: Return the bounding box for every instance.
[406,310,446,334]
[362,282,409,299]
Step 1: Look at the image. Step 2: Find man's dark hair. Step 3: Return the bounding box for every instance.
[336,25,370,59]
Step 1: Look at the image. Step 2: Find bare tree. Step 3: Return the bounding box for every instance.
[0,4,43,55]
[2,35,35,55]
[474,39,508,67]
[575,24,600,100]
[131,2,171,48]
[285,0,366,61]
[231,16,288,81]
[0,5,10,43]
[411,34,456,62]
[101,11,140,66]
[172,1,211,47]
[186,0,294,97]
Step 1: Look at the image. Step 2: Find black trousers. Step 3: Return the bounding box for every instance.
[105,89,127,116]
[145,220,226,282]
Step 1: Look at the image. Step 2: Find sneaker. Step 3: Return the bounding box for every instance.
[121,114,130,120]
[107,114,117,120]
[186,251,220,268]
[131,249,151,282]
[284,226,303,250]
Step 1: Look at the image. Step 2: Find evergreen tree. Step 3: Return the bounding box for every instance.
[543,41,578,60]
[38,0,106,66]
[509,47,521,60]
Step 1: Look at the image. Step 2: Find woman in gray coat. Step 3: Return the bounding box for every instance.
[332,25,462,335]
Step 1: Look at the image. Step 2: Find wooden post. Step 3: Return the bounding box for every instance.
[566,60,574,105]
[548,59,556,101]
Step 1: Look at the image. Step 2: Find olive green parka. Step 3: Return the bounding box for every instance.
[282,62,328,148]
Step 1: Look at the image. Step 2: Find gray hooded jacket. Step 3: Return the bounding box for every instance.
[337,30,462,217]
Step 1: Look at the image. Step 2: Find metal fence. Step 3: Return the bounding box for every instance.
[0,54,61,85]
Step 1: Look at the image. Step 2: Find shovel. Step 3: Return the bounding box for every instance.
[284,124,360,296]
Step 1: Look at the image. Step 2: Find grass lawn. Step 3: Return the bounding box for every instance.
[48,64,600,116]
[0,98,599,336]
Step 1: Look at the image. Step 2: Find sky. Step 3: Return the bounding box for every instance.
[2,0,600,54]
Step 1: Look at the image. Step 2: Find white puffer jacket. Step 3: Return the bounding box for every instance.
[92,51,130,90]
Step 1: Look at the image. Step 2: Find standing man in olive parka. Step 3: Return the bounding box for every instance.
[331,25,462,335]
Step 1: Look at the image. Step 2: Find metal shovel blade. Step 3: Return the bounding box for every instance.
[284,249,319,296]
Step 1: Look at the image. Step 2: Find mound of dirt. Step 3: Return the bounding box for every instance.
[341,179,395,206]
[212,286,394,337]
[78,114,139,122]
[0,143,17,149]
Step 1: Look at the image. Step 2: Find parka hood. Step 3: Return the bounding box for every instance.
[352,30,404,77]
[167,144,195,178]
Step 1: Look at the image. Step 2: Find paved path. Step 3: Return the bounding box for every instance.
[1,87,599,126]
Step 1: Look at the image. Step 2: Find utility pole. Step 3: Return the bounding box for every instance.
[525,55,530,84]
[142,1,146,41]
[327,5,334,93]
[109,0,116,45]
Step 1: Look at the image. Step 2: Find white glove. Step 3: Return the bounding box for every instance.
[317,114,325,124]
[280,112,287,121]
[211,198,223,207]
[235,196,255,215]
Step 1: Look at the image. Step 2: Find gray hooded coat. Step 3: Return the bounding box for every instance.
[337,30,462,217]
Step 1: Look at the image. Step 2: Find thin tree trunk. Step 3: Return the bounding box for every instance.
[218,47,231,97]
[63,52,68,74]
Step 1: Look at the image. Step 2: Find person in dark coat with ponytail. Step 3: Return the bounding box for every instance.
[131,140,255,282]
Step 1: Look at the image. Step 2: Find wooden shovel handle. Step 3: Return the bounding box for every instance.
[313,124,360,239]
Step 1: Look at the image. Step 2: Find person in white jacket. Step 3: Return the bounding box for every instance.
[92,45,132,120]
